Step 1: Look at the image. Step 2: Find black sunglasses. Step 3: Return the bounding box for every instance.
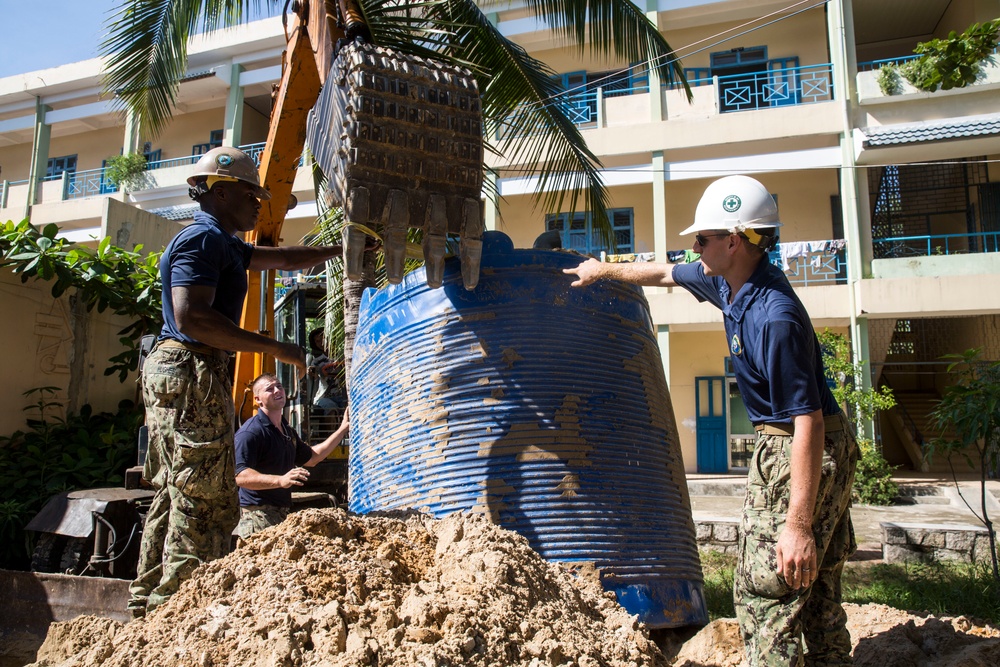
[695,232,731,246]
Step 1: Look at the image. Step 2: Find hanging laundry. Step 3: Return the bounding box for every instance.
[778,241,810,271]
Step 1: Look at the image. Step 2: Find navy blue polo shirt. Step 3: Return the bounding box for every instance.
[234,410,314,507]
[672,259,839,425]
[159,211,254,345]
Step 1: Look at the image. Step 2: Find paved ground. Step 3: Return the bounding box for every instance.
[686,472,1000,558]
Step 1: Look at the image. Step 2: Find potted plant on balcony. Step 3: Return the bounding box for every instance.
[103,152,149,193]
[878,18,1000,95]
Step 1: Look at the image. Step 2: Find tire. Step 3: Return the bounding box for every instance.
[59,537,93,575]
[30,533,92,575]
[30,533,67,573]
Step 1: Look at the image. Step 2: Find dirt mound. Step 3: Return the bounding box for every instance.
[28,508,666,667]
[670,603,1000,667]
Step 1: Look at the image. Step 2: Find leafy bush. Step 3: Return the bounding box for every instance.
[853,438,899,505]
[0,219,162,379]
[0,387,142,570]
[876,64,902,95]
[900,19,1000,92]
[103,152,148,192]
[818,330,898,505]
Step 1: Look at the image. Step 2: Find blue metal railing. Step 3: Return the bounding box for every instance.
[768,239,848,286]
[66,167,117,199]
[874,231,1000,258]
[857,55,919,72]
[716,63,834,113]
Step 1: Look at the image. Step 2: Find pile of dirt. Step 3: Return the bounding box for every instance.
[29,508,667,667]
[670,603,1000,667]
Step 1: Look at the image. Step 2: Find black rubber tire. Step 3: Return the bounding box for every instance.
[30,533,67,573]
[59,536,93,575]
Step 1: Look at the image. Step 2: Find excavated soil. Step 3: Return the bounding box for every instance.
[25,508,1000,667]
[28,508,665,667]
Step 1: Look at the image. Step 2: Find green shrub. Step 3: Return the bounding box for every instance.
[900,19,1000,92]
[853,438,899,505]
[103,152,148,192]
[0,387,142,570]
[876,64,902,95]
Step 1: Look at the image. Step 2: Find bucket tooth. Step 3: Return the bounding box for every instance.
[422,194,448,288]
[460,198,484,290]
[384,189,409,284]
[345,186,370,281]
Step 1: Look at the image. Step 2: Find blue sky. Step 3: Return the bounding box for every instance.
[0,1,280,79]
[0,0,119,78]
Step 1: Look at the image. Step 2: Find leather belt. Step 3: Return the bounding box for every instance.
[754,413,845,436]
[157,338,229,362]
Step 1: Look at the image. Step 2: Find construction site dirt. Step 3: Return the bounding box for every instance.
[14,508,1000,667]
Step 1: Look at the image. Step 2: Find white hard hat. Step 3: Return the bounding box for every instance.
[680,175,782,236]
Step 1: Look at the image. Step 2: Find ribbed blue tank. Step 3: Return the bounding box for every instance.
[349,232,706,628]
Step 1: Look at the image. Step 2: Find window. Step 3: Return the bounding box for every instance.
[544,208,634,255]
[46,155,77,179]
[192,129,224,155]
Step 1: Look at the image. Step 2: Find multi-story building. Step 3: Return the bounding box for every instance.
[1,0,998,472]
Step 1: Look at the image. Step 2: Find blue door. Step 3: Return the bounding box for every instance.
[696,376,728,473]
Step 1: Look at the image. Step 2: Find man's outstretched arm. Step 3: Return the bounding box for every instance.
[563,257,678,288]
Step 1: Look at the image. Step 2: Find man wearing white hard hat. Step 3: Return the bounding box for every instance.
[565,175,857,666]
[129,147,354,618]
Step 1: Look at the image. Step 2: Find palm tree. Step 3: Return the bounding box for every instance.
[101,0,690,380]
[101,0,688,238]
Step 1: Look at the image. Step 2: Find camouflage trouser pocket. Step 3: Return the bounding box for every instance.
[739,512,793,601]
[173,432,236,502]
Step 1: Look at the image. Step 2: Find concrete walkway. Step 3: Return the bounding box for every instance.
[686,472,1000,558]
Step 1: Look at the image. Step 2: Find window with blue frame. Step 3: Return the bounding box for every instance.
[45,154,77,179]
[545,208,634,255]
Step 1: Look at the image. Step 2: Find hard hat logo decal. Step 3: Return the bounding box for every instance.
[730,333,743,357]
[723,194,741,213]
[216,154,235,167]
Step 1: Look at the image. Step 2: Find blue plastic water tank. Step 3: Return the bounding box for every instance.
[349,231,706,628]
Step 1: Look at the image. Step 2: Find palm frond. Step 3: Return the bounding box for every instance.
[523,0,691,99]
[100,0,267,137]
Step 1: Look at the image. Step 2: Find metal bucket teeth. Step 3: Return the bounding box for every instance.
[307,40,485,290]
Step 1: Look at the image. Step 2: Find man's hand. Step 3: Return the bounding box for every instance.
[274,342,307,375]
[277,467,310,489]
[340,405,350,430]
[775,523,817,590]
[562,258,605,287]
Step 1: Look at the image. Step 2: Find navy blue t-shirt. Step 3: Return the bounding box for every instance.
[234,410,314,507]
[159,211,254,345]
[672,259,839,424]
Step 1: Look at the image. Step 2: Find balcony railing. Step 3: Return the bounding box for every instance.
[4,141,292,206]
[768,239,847,286]
[874,231,1000,258]
[857,55,919,72]
[716,63,834,113]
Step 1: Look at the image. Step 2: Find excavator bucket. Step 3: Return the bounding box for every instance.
[307,40,485,290]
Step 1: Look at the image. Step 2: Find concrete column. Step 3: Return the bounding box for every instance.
[657,325,670,389]
[224,63,245,147]
[645,0,664,121]
[1,180,8,209]
[652,151,667,263]
[25,97,51,219]
[122,107,141,155]
[484,170,498,232]
[829,0,874,438]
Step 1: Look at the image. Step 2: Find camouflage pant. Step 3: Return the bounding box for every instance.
[235,505,290,540]
[128,343,239,616]
[734,417,859,667]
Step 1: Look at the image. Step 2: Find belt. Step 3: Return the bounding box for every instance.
[754,413,845,436]
[157,338,229,361]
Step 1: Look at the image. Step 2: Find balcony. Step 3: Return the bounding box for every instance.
[542,63,835,128]
[856,55,1000,105]
[0,141,281,211]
